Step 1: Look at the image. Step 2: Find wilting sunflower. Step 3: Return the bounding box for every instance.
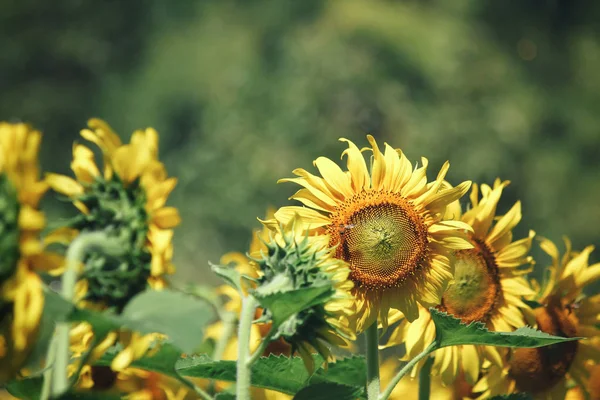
[473,238,600,400]
[252,216,356,372]
[382,179,536,385]
[274,135,472,331]
[0,122,53,383]
[46,119,180,381]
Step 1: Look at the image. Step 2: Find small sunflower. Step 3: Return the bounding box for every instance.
[252,216,356,372]
[473,238,600,399]
[0,122,52,383]
[382,179,536,385]
[275,135,472,331]
[46,119,180,380]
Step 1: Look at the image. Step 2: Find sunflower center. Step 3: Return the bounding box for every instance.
[328,191,428,289]
[509,296,579,394]
[71,176,151,312]
[437,239,501,324]
[0,174,20,284]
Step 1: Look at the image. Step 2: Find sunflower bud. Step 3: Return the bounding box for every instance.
[251,218,356,371]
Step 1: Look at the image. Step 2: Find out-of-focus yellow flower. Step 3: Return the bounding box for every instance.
[379,358,454,400]
[45,119,180,385]
[275,135,472,332]
[474,238,600,399]
[383,179,535,385]
[0,122,55,384]
[117,369,189,400]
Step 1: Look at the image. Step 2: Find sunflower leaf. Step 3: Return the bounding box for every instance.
[119,289,216,353]
[293,382,363,400]
[309,355,366,388]
[5,376,121,400]
[210,262,244,292]
[42,288,214,353]
[430,308,581,348]
[252,284,333,328]
[489,394,533,400]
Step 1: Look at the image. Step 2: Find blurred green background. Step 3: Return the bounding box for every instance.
[2,0,599,285]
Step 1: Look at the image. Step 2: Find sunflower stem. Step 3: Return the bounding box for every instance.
[50,232,120,398]
[40,335,57,400]
[365,322,380,400]
[378,341,437,400]
[237,295,258,400]
[418,356,433,400]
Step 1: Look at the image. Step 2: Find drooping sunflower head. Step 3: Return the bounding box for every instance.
[47,119,180,312]
[252,216,356,372]
[275,135,473,331]
[474,238,600,399]
[0,122,49,383]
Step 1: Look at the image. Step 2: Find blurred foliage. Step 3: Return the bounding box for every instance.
[2,0,599,284]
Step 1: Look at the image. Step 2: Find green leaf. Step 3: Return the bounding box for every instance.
[210,262,243,292]
[215,394,236,400]
[5,377,43,400]
[95,342,183,380]
[120,290,215,354]
[43,288,214,354]
[94,346,367,398]
[177,354,323,394]
[309,356,366,389]
[293,382,363,400]
[5,377,121,400]
[430,308,581,348]
[489,394,533,400]
[253,284,333,328]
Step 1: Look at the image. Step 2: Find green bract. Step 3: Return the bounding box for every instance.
[67,175,150,310]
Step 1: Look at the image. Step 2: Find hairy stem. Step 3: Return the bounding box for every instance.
[236,295,258,400]
[49,232,119,397]
[378,341,437,400]
[365,322,380,400]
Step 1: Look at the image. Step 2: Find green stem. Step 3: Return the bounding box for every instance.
[212,311,236,362]
[418,356,433,400]
[236,295,258,400]
[50,232,118,397]
[365,322,380,400]
[378,341,437,400]
[40,336,57,400]
[208,311,236,394]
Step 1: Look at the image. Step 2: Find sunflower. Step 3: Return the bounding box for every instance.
[46,119,180,380]
[274,135,472,331]
[473,238,600,399]
[382,179,536,385]
[0,122,53,383]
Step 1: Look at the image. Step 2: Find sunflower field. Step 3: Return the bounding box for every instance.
[2,1,600,400]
